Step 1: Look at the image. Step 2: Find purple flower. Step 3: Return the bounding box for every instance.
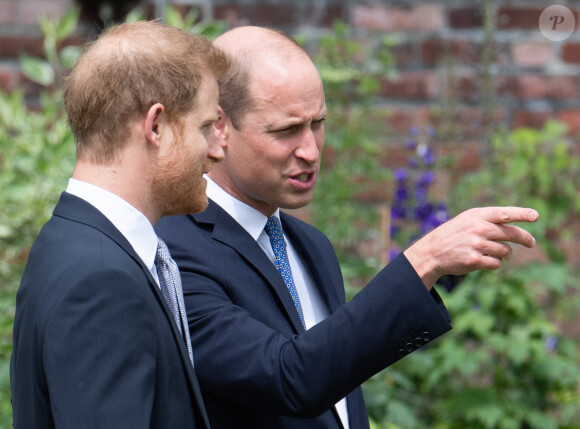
[545,336,558,352]
[408,125,420,136]
[415,201,433,221]
[395,187,408,201]
[427,126,436,138]
[435,204,450,223]
[388,246,401,261]
[417,171,435,188]
[423,147,435,165]
[391,203,406,220]
[404,139,417,150]
[414,186,427,201]
[394,168,407,182]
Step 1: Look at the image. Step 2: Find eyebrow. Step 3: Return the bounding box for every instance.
[265,112,327,132]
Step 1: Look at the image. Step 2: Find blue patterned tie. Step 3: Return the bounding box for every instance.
[264,216,306,329]
[155,238,194,366]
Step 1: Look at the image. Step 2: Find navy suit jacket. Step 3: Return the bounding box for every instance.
[156,200,452,428]
[10,192,210,429]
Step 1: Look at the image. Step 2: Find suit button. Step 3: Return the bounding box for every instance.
[397,348,407,358]
[422,331,431,343]
[414,338,424,347]
[404,342,414,353]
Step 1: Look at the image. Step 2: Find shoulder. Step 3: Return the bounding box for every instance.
[281,212,333,248]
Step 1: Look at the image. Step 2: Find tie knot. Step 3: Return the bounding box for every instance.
[264,216,283,240]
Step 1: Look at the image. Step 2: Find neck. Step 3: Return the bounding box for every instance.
[72,158,160,225]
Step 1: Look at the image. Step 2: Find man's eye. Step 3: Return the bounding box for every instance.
[277,125,300,134]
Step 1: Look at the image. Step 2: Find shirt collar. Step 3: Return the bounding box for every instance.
[205,175,280,240]
[66,178,158,272]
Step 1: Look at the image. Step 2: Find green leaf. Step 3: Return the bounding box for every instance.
[19,55,55,86]
[165,6,184,29]
[56,6,80,41]
[59,45,81,70]
[124,7,146,23]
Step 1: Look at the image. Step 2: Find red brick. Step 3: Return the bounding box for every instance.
[302,4,345,28]
[381,106,431,135]
[214,4,298,27]
[422,38,480,66]
[0,0,16,24]
[512,41,552,67]
[18,0,71,25]
[440,142,482,171]
[380,71,440,100]
[496,74,579,100]
[516,75,547,99]
[448,7,483,29]
[378,141,414,169]
[497,7,553,30]
[0,36,44,58]
[548,76,580,99]
[558,109,580,135]
[430,106,504,139]
[353,3,443,32]
[562,42,580,64]
[390,42,414,69]
[512,110,551,130]
[0,67,18,92]
[450,73,481,103]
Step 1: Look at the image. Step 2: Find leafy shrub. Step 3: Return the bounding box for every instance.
[363,122,580,428]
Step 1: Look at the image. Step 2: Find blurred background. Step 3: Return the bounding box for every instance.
[1,0,579,428]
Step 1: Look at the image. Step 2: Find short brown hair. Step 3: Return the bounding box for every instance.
[64,21,229,164]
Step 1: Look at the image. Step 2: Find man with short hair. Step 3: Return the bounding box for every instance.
[156,26,538,428]
[10,21,228,428]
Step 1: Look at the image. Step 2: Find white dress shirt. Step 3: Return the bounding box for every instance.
[66,178,161,286]
[206,176,350,428]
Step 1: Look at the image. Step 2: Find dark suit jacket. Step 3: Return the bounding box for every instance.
[10,192,210,429]
[156,200,453,428]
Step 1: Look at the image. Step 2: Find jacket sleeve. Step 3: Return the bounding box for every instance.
[162,217,452,418]
[43,268,159,428]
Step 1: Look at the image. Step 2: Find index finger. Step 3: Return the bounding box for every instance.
[480,207,539,224]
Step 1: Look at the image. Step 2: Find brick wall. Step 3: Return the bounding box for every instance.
[2,0,579,261]
[3,1,580,151]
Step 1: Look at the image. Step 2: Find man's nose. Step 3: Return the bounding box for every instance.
[295,128,321,163]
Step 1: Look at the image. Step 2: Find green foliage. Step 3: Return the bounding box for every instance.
[300,21,396,287]
[125,6,225,38]
[365,267,580,429]
[453,121,580,261]
[2,11,579,429]
[20,7,81,89]
[363,122,580,428]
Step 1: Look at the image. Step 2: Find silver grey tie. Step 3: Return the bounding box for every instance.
[155,238,194,366]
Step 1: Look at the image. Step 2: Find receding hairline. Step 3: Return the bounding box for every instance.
[214,26,310,69]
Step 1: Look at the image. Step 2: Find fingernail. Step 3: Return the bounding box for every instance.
[529,210,538,222]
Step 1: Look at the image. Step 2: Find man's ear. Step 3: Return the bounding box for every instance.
[213,106,231,149]
[144,103,166,147]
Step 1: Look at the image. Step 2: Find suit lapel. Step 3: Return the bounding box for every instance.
[281,213,344,312]
[193,201,307,332]
[54,192,210,427]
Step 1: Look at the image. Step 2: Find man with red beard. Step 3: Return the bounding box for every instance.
[156,26,539,429]
[10,21,228,428]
